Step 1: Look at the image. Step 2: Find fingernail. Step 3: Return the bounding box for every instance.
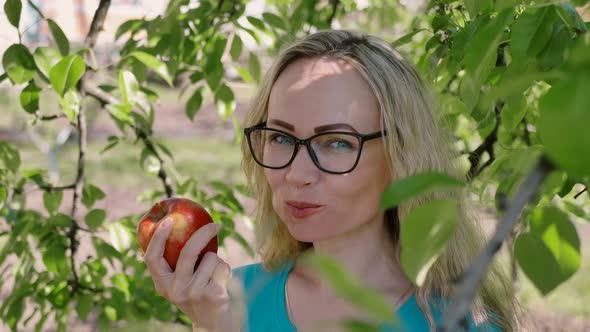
[214,223,221,232]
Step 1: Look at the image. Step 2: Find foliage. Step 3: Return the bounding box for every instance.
[0,0,589,331]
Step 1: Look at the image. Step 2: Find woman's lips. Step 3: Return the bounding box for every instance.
[285,202,324,219]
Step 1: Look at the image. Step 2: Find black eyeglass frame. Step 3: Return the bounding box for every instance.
[243,121,388,174]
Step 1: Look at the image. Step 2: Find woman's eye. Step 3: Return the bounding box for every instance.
[268,133,294,145]
[327,140,354,150]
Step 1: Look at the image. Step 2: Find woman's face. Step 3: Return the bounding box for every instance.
[264,56,392,242]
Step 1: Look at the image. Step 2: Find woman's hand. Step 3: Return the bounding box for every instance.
[143,217,237,332]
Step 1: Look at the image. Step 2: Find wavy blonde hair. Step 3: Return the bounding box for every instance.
[240,29,521,331]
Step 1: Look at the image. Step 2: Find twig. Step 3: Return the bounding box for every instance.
[466,102,502,181]
[327,0,341,27]
[68,0,112,293]
[574,187,587,199]
[440,156,554,332]
[36,113,67,121]
[39,184,76,192]
[85,82,174,198]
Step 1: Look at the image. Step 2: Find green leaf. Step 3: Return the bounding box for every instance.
[33,47,62,79]
[380,172,464,211]
[46,214,72,228]
[42,245,67,275]
[515,205,581,295]
[230,34,243,61]
[234,65,253,85]
[0,141,21,173]
[129,51,173,86]
[186,87,204,121]
[107,103,135,128]
[537,71,590,176]
[0,72,7,83]
[392,29,427,47]
[215,83,235,120]
[501,96,527,131]
[140,147,161,176]
[100,135,120,155]
[82,182,106,208]
[2,44,37,84]
[248,53,262,84]
[0,186,7,206]
[50,54,85,96]
[85,209,107,230]
[561,200,588,221]
[400,199,458,286]
[341,320,383,332]
[246,16,266,31]
[118,69,141,106]
[43,190,63,215]
[4,0,22,29]
[107,221,133,252]
[262,12,287,30]
[111,273,131,299]
[538,25,571,71]
[299,252,397,324]
[510,6,557,61]
[20,81,41,114]
[59,89,81,123]
[115,19,145,40]
[26,0,44,19]
[463,9,513,88]
[555,3,587,33]
[464,0,493,17]
[76,294,94,320]
[47,19,70,55]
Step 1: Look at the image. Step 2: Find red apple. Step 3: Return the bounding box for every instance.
[137,197,218,271]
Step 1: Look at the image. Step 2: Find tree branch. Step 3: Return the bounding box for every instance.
[85,82,174,198]
[327,0,341,27]
[441,156,554,332]
[574,187,587,199]
[467,102,503,181]
[68,0,112,294]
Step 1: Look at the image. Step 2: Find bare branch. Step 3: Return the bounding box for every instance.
[327,0,341,27]
[84,0,111,49]
[441,156,554,331]
[466,102,502,181]
[68,0,112,293]
[85,82,175,197]
[574,187,587,199]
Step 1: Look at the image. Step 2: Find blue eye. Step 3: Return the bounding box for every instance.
[329,140,353,150]
[268,133,294,145]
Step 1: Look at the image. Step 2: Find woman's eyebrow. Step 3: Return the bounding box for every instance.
[267,119,358,133]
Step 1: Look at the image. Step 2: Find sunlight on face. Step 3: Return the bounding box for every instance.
[264,56,392,242]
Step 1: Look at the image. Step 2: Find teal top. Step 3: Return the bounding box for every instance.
[231,260,501,331]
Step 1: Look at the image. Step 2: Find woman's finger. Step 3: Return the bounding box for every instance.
[209,260,232,287]
[143,217,174,276]
[174,223,221,281]
[191,252,221,287]
[202,262,232,305]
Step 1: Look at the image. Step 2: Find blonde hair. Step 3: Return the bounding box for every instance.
[240,29,521,331]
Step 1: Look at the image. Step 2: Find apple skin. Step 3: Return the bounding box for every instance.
[137,197,218,271]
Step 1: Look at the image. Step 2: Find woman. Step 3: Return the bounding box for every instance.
[143,30,520,331]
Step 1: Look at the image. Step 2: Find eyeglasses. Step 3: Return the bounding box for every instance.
[244,122,387,174]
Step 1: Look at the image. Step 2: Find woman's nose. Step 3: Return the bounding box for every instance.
[285,145,320,187]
